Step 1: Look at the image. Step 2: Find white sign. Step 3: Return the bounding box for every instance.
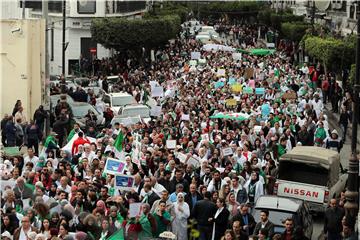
[166,140,177,149]
[254,125,262,134]
[0,179,16,192]
[222,147,233,156]
[201,134,209,141]
[181,114,190,121]
[129,202,143,218]
[232,53,242,60]
[150,105,162,117]
[191,51,201,60]
[217,68,226,77]
[187,156,200,168]
[277,182,325,203]
[150,81,159,89]
[151,86,164,97]
[176,153,188,163]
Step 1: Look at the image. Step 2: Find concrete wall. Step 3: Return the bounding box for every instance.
[0,19,45,121]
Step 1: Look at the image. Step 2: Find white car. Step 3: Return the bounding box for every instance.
[71,102,105,128]
[111,104,151,127]
[102,92,137,115]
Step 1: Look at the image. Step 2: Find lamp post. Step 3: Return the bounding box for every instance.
[62,0,66,75]
[344,2,359,230]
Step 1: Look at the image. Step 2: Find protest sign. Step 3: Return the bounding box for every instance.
[149,81,159,89]
[181,114,190,121]
[201,134,209,141]
[282,91,297,100]
[104,158,126,175]
[0,179,16,192]
[217,68,226,77]
[243,87,253,94]
[115,174,135,191]
[3,147,21,156]
[150,105,162,117]
[166,140,177,149]
[228,77,236,85]
[232,84,242,92]
[255,88,265,95]
[222,147,233,156]
[191,51,201,60]
[198,59,206,65]
[225,98,237,106]
[151,87,164,97]
[215,81,225,89]
[189,60,197,66]
[129,203,143,218]
[187,156,200,167]
[232,52,242,60]
[254,125,262,134]
[176,152,188,163]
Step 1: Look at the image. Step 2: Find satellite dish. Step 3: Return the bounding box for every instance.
[315,0,330,11]
[79,0,88,7]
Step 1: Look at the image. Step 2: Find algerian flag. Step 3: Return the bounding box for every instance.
[114,131,124,158]
[107,228,124,240]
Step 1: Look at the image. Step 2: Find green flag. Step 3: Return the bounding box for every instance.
[107,228,124,240]
[114,131,124,153]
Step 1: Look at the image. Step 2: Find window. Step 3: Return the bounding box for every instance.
[49,1,63,13]
[77,0,96,14]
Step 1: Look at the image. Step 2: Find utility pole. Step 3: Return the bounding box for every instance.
[344,1,359,230]
[43,0,50,135]
[22,0,26,19]
[311,0,315,34]
[62,0,66,76]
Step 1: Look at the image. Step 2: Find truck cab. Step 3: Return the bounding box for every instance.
[274,146,348,212]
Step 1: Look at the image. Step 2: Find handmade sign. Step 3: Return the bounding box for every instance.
[232,84,242,92]
[201,134,209,141]
[189,60,197,66]
[222,147,233,156]
[255,88,265,95]
[151,87,164,97]
[176,152,188,163]
[166,140,177,149]
[198,59,207,65]
[232,52,242,60]
[217,68,226,77]
[228,77,236,85]
[187,156,200,168]
[243,87,253,94]
[225,99,237,106]
[191,52,201,60]
[282,91,297,100]
[181,114,190,121]
[215,81,225,89]
[114,174,135,190]
[129,203,143,218]
[104,158,126,175]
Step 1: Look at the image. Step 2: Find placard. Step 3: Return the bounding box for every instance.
[191,51,201,60]
[215,81,225,89]
[243,87,253,94]
[151,87,164,97]
[150,105,162,117]
[282,91,297,100]
[225,99,237,106]
[187,156,200,168]
[201,134,209,141]
[232,84,242,92]
[104,158,126,175]
[232,52,242,60]
[198,59,207,65]
[129,203,143,218]
[189,60,197,66]
[181,114,190,121]
[254,125,262,134]
[176,152,188,163]
[0,179,16,192]
[255,88,265,95]
[149,81,159,89]
[222,147,233,156]
[166,140,177,149]
[115,174,135,191]
[217,68,226,77]
[228,77,236,85]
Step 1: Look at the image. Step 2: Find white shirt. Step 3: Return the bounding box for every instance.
[24,155,39,166]
[57,184,71,194]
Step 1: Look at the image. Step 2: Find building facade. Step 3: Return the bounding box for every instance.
[2,0,148,76]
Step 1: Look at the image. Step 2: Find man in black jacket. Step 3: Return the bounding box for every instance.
[141,183,160,208]
[185,183,203,212]
[324,198,345,240]
[169,168,189,193]
[231,204,256,236]
[253,210,275,237]
[191,191,217,240]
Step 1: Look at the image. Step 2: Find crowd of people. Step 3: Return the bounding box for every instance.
[0,18,357,240]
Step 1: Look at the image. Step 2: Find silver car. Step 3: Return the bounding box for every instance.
[71,102,105,128]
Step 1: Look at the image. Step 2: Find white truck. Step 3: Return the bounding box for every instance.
[274,146,348,212]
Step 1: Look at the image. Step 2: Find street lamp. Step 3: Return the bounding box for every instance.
[344,1,359,230]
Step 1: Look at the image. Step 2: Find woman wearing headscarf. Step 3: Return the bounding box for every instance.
[172,192,190,240]
[243,171,264,207]
[92,200,107,216]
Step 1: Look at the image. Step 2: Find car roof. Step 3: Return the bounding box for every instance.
[71,102,92,107]
[254,196,302,212]
[123,104,149,110]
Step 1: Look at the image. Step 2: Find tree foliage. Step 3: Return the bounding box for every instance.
[281,22,310,42]
[257,9,304,30]
[304,35,356,72]
[91,15,181,52]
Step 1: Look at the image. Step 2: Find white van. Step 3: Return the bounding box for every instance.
[102,92,137,115]
[274,146,348,212]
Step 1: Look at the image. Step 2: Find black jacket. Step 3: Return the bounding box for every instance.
[191,199,217,227]
[185,191,203,212]
[231,213,256,235]
[212,208,230,240]
[324,207,345,234]
[146,191,160,208]
[253,220,275,237]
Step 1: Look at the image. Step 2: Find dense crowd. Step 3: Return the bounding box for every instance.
[0,19,357,240]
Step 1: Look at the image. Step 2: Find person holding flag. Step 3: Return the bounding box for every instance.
[71,131,90,156]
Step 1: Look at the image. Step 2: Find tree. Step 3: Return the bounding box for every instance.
[281,22,310,42]
[91,15,181,58]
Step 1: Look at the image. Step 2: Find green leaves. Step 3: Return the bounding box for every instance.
[281,22,310,42]
[91,15,181,52]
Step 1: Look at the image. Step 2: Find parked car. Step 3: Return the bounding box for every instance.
[102,92,137,115]
[49,94,75,111]
[252,195,313,239]
[274,146,348,212]
[111,104,151,126]
[71,102,104,128]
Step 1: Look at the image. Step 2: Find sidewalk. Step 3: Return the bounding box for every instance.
[324,103,360,145]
